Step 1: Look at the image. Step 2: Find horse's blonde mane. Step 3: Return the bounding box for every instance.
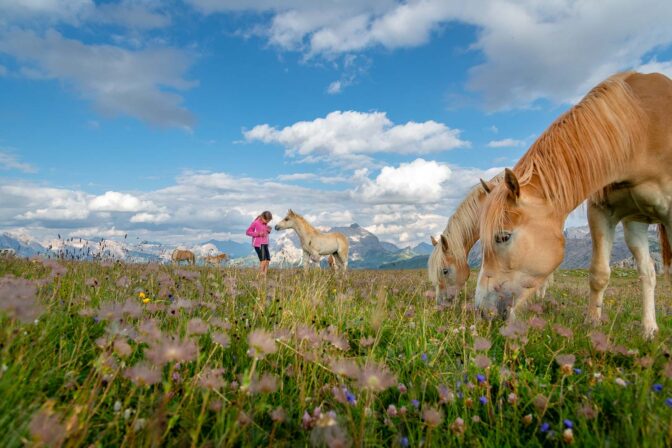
[482,72,648,255]
[290,212,319,236]
[428,173,504,285]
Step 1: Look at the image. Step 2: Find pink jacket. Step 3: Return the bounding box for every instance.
[246,217,271,247]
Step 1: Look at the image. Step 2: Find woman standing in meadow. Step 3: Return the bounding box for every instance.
[246,211,273,276]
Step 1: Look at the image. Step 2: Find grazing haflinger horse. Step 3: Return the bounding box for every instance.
[171,249,195,266]
[203,253,229,266]
[475,71,672,338]
[274,210,349,271]
[428,172,554,303]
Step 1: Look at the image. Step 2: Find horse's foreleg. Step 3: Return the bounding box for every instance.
[337,246,348,272]
[302,251,311,271]
[624,220,658,339]
[587,203,616,325]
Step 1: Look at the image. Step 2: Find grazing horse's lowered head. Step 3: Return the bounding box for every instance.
[477,168,565,318]
[427,175,502,302]
[203,253,228,266]
[428,235,469,302]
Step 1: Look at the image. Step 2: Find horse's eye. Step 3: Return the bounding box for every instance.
[442,268,450,275]
[495,231,512,244]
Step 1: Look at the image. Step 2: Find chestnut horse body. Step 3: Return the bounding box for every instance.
[476,72,672,338]
[171,249,195,266]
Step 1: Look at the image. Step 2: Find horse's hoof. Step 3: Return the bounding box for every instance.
[642,324,658,340]
[586,309,602,326]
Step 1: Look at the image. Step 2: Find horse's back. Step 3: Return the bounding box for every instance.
[626,71,672,99]
[623,72,672,170]
[626,72,672,128]
[328,231,348,247]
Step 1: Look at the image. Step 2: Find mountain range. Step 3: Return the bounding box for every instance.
[0,223,663,271]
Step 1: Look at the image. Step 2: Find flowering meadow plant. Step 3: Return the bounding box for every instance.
[0,259,671,446]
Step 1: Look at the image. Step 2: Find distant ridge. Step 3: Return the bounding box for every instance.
[0,224,662,270]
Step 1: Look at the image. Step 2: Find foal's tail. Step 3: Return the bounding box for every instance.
[659,224,671,283]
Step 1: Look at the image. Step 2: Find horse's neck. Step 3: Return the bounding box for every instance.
[293,219,318,247]
[444,216,480,261]
[462,226,480,255]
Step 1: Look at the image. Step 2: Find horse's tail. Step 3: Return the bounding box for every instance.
[659,224,671,283]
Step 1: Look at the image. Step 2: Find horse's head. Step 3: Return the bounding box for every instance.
[475,169,564,318]
[275,209,297,231]
[428,234,470,301]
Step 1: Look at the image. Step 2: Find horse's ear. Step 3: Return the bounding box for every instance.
[504,168,520,200]
[440,234,449,252]
[288,209,294,216]
[480,178,492,194]
[430,235,438,246]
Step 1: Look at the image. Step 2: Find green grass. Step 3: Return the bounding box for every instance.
[0,258,671,447]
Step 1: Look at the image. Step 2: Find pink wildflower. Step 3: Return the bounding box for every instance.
[473,337,492,351]
[247,329,277,359]
[124,363,161,386]
[29,409,65,448]
[422,407,444,428]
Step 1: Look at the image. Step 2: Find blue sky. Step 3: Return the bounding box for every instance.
[1,0,672,247]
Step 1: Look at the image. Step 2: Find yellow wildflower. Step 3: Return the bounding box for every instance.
[138,292,146,299]
[143,298,151,304]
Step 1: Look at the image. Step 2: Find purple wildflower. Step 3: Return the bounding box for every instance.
[421,353,428,363]
[29,409,65,447]
[422,407,444,427]
[540,422,550,433]
[563,419,573,429]
[574,368,582,375]
[653,384,663,393]
[479,396,488,405]
[666,398,672,408]
[411,399,420,409]
[400,436,409,447]
[476,374,486,384]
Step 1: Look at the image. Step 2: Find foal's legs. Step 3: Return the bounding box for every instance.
[334,250,348,271]
[623,220,658,338]
[302,251,311,271]
[587,203,617,324]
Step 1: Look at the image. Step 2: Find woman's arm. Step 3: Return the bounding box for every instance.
[246,221,258,237]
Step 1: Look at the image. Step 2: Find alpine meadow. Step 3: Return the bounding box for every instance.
[1,257,671,446]
[3,1,672,447]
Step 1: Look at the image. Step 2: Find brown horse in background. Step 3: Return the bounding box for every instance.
[203,253,228,266]
[172,249,195,265]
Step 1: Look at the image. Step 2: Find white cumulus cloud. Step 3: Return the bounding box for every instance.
[487,138,525,148]
[89,191,155,212]
[244,110,469,166]
[130,212,171,223]
[352,158,452,204]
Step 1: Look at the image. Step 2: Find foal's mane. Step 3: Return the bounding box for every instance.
[290,212,319,235]
[481,72,647,254]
